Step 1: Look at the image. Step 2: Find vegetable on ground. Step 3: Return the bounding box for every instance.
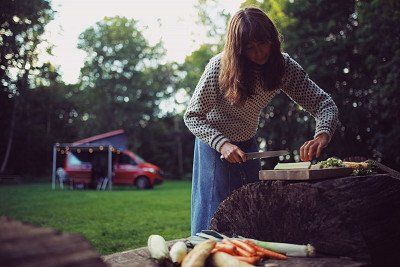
[209,252,255,267]
[147,235,169,261]
[247,239,315,257]
[181,239,216,267]
[243,239,288,260]
[169,241,187,264]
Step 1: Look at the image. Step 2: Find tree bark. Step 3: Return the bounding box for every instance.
[210,174,400,266]
[0,98,17,173]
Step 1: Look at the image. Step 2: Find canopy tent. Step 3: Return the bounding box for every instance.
[52,129,128,190]
[73,129,127,150]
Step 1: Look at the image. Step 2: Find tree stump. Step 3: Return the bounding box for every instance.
[0,216,106,267]
[210,174,400,266]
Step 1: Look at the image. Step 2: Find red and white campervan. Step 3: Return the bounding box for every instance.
[63,130,163,189]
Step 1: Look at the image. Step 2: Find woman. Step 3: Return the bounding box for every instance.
[183,7,339,235]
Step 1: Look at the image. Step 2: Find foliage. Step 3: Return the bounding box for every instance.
[281,0,400,167]
[241,0,292,32]
[7,64,82,175]
[178,43,219,96]
[0,180,191,255]
[0,0,54,96]
[76,16,175,145]
[355,0,400,166]
[0,0,55,172]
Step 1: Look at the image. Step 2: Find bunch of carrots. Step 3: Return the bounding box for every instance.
[211,239,288,265]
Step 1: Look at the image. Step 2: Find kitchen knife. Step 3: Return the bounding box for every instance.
[220,150,289,161]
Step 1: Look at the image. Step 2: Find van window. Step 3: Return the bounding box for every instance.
[119,155,137,165]
[133,154,145,164]
[67,153,82,166]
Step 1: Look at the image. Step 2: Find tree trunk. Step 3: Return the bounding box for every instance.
[0,98,17,173]
[1,64,29,174]
[174,117,184,179]
[210,174,400,266]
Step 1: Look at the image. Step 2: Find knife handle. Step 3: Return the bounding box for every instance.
[220,155,246,163]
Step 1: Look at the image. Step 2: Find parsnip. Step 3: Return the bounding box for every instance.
[181,239,216,267]
[147,235,169,261]
[169,241,187,264]
[209,252,254,267]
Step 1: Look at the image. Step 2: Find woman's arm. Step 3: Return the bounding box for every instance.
[280,54,339,161]
[183,56,230,152]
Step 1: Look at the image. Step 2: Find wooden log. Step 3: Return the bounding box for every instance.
[0,216,106,267]
[209,174,400,266]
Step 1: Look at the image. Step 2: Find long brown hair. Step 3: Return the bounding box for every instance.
[219,7,285,105]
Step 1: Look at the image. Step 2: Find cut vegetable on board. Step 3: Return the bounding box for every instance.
[274,162,311,170]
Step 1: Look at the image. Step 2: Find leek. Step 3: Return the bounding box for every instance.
[249,239,315,257]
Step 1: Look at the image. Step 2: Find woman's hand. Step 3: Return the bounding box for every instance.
[300,133,330,161]
[220,142,246,163]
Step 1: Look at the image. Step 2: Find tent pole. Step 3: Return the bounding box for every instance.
[52,145,57,190]
[108,146,112,190]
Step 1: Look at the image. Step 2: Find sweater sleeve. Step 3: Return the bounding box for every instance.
[183,56,230,152]
[280,54,339,141]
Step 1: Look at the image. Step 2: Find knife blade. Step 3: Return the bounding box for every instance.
[245,150,289,160]
[220,150,289,161]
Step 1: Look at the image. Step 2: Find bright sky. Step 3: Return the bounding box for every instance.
[40,0,242,84]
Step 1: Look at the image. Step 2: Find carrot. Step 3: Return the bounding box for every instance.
[256,251,265,257]
[233,256,261,264]
[243,239,288,260]
[229,239,256,255]
[235,246,253,257]
[216,242,235,251]
[212,243,237,255]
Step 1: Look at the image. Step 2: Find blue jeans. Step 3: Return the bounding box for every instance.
[190,137,261,236]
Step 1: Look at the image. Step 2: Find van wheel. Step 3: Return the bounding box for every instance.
[136,176,152,190]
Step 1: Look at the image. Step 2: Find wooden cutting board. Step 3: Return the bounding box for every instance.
[259,166,354,180]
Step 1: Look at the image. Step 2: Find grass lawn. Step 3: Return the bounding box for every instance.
[0,180,191,255]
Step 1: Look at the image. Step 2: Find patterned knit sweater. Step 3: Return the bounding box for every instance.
[183,52,339,152]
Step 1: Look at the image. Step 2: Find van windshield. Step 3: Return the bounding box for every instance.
[67,153,82,166]
[134,154,145,164]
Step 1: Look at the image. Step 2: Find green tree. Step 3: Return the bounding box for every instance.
[280,0,365,161]
[241,0,292,32]
[355,0,400,166]
[178,43,219,96]
[77,16,175,149]
[0,0,54,173]
[249,0,400,168]
[8,63,82,176]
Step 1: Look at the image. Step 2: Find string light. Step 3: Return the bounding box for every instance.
[89,148,93,153]
[99,146,104,151]
[77,149,81,153]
